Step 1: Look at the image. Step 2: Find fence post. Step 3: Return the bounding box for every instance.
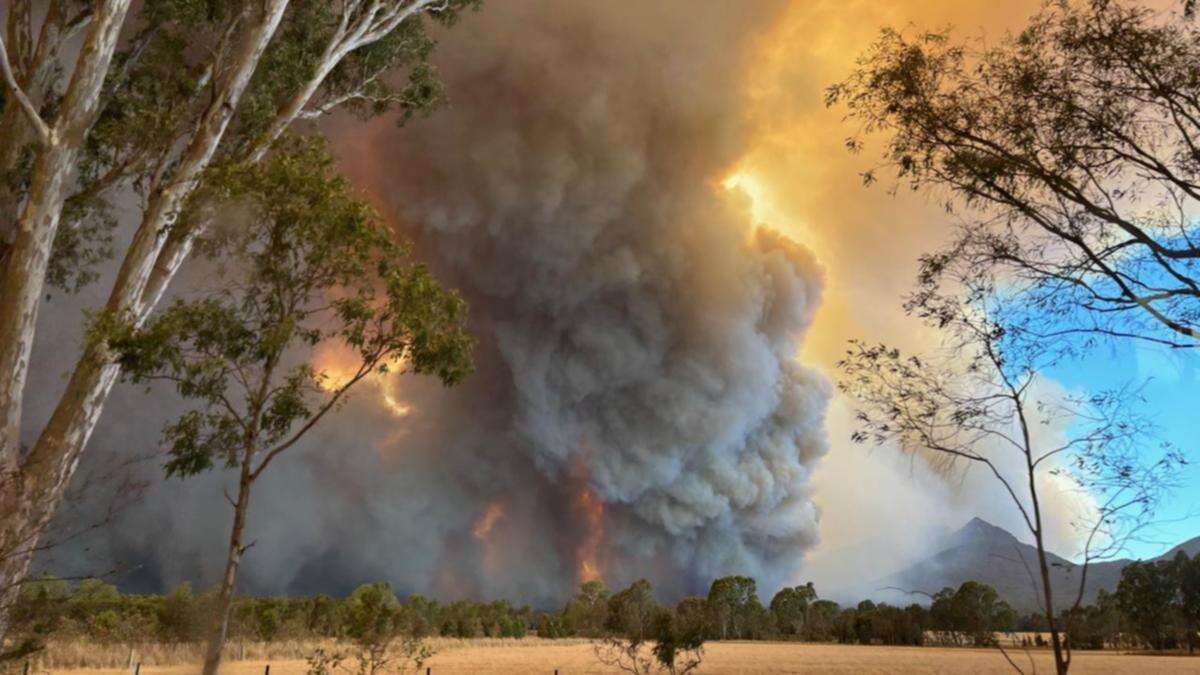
[21,661,28,675]
[264,665,270,675]
[133,664,141,675]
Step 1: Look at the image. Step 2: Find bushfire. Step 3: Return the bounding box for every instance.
[573,486,605,584]
[472,501,506,540]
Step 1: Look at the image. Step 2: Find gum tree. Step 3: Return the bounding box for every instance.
[838,281,1182,674]
[112,138,472,673]
[0,0,477,643]
[827,0,1200,351]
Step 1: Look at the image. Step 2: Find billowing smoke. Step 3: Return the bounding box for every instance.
[333,0,829,599]
[37,0,831,605]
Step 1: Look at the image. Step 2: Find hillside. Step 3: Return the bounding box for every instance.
[873,518,1199,614]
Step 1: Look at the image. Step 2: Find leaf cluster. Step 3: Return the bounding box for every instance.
[107,135,472,479]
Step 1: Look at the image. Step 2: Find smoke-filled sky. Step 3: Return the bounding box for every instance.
[33,0,1200,604]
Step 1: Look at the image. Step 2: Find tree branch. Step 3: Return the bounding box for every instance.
[0,32,51,145]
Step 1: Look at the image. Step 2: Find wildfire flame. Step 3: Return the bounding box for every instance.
[472,501,506,540]
[314,345,412,418]
[574,485,605,583]
[377,376,412,418]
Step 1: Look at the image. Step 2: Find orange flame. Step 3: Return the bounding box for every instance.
[314,344,412,418]
[574,486,605,583]
[472,501,506,540]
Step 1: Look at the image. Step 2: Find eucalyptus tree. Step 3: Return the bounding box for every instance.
[112,137,472,673]
[827,0,1200,351]
[769,582,817,637]
[0,0,477,643]
[838,281,1182,674]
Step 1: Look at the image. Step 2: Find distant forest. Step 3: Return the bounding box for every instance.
[10,548,1200,659]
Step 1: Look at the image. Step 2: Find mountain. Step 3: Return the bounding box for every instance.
[1152,534,1200,562]
[873,518,1196,614]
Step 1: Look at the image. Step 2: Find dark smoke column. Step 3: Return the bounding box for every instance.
[338,0,828,600]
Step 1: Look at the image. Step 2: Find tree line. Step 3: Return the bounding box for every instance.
[9,551,1200,660]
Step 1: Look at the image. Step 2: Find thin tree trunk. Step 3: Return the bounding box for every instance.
[202,461,254,675]
[1023,437,1068,674]
[1034,526,1068,674]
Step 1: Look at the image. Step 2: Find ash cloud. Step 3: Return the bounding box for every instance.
[338,0,829,597]
[43,0,830,605]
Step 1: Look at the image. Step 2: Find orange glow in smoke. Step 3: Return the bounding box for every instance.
[472,501,506,540]
[314,344,412,418]
[574,486,605,584]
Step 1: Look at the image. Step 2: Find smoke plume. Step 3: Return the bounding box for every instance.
[38,0,832,605]
[334,0,829,600]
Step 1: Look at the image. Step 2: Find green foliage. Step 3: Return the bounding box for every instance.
[335,583,434,674]
[1062,588,1122,650]
[606,579,659,643]
[46,0,225,292]
[828,0,1200,349]
[651,597,706,675]
[1116,557,1182,650]
[110,136,472,479]
[14,566,1200,660]
[254,603,282,642]
[929,581,1016,647]
[156,583,204,643]
[705,575,763,640]
[535,613,567,639]
[342,583,402,648]
[1175,551,1200,653]
[562,580,610,637]
[38,0,480,293]
[769,582,817,637]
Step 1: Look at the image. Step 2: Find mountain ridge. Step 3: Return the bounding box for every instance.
[873,517,1200,614]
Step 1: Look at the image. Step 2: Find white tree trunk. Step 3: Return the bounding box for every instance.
[0,0,443,646]
[0,0,286,643]
[0,0,130,474]
[0,0,132,638]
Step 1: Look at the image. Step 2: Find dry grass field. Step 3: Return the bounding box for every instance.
[45,639,1200,674]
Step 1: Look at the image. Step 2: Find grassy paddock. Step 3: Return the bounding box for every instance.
[21,639,1200,674]
[11,637,596,671]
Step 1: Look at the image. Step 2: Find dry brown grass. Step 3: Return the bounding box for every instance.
[34,639,1200,674]
[14,638,599,671]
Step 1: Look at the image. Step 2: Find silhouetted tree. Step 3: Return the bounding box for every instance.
[651,598,706,675]
[839,282,1181,674]
[829,0,1200,353]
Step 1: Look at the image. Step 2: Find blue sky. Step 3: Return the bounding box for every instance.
[1043,338,1200,558]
